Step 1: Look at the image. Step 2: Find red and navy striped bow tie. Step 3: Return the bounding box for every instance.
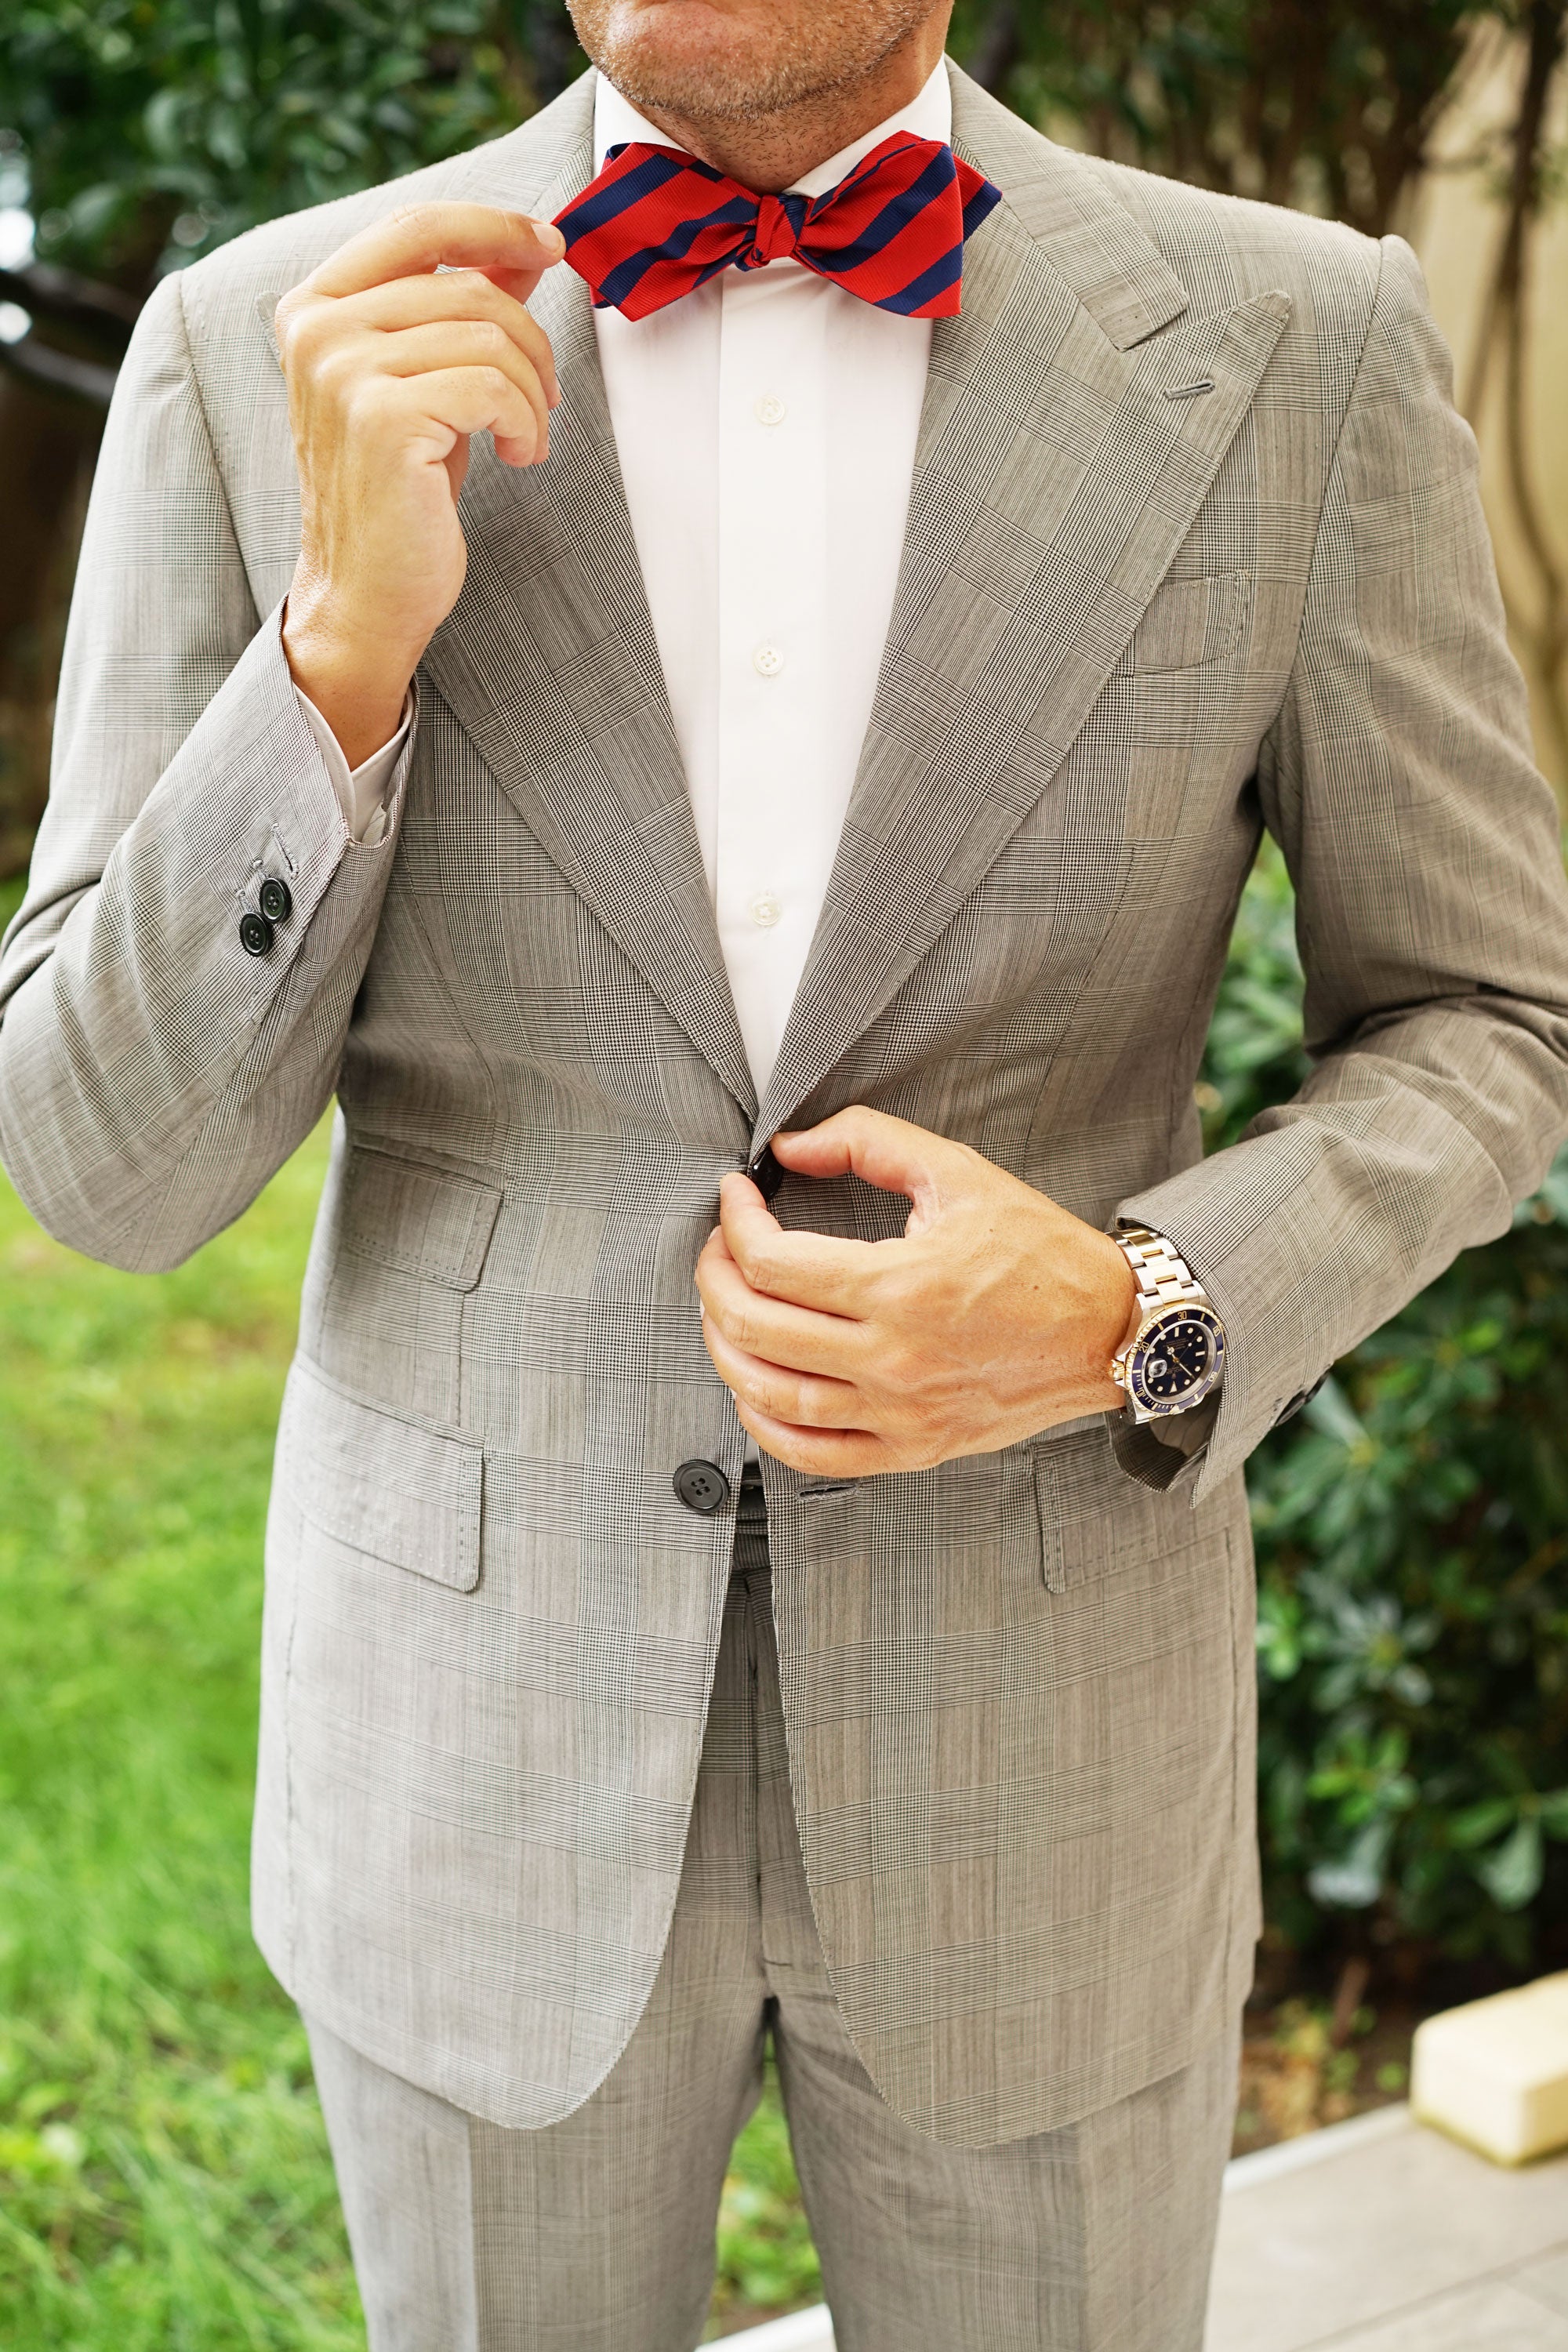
[555,132,1001,322]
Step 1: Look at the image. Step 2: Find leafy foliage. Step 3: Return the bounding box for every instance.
[1200,842,1568,1970]
[0,0,583,294]
[947,0,1494,234]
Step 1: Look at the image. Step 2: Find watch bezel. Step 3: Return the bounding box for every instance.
[1122,1302,1226,1417]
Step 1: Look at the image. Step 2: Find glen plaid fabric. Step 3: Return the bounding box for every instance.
[554,131,1001,320]
[3,63,1567,2147]
[305,1515,1240,2352]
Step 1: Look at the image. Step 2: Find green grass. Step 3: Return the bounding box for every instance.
[710,2067,820,2336]
[0,951,816,2342]
[0,1123,365,2348]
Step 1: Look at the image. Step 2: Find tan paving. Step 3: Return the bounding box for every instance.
[721,2106,1568,2350]
[1206,2107,1568,2352]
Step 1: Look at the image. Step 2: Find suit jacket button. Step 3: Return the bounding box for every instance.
[258,876,292,924]
[746,1142,783,1202]
[673,1459,731,1515]
[238,910,275,956]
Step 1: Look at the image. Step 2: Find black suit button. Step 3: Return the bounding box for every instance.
[673,1459,731,1515]
[1276,1371,1329,1427]
[746,1142,783,1202]
[258,876,292,924]
[238,910,275,956]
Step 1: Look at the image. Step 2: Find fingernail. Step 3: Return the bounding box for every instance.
[546,382,561,408]
[538,221,566,257]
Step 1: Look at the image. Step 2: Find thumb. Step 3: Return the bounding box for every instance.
[770,1107,968,1216]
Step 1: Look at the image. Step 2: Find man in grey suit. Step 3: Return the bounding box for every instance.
[4,0,1567,2339]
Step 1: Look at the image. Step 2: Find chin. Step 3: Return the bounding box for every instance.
[574,0,854,121]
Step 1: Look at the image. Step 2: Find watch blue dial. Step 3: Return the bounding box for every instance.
[1127,1306,1225,1416]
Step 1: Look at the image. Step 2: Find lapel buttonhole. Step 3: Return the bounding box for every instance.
[1166,377,1217,399]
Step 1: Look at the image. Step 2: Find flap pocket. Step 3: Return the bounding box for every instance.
[279,1361,482,1591]
[340,1146,503,1291]
[1123,569,1252,673]
[1032,1424,1225,1592]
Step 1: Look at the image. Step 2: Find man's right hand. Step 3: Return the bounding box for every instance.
[277,204,565,768]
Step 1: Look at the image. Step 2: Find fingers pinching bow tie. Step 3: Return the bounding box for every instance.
[555,132,1001,322]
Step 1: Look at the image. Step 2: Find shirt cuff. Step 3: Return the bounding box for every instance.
[292,681,412,845]
[1107,1389,1221,1492]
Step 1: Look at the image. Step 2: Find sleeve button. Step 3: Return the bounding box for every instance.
[238,910,275,956]
[258,876,292,924]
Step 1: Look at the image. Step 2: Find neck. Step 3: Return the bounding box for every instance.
[628,20,950,191]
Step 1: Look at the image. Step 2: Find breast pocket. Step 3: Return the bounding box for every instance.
[315,1143,504,1425]
[1123,569,1254,674]
[338,1145,503,1289]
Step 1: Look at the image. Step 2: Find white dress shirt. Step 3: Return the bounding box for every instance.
[303,60,947,1098]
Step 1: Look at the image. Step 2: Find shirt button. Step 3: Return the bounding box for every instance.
[752,643,786,678]
[754,393,787,426]
[748,892,782,928]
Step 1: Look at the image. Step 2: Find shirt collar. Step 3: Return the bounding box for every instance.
[590,54,953,191]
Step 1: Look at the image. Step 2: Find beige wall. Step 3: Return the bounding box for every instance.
[1407,28,1568,800]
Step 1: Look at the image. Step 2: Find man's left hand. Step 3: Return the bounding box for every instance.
[695,1107,1139,1476]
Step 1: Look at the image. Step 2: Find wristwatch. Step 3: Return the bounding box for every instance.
[1109,1225,1227,1423]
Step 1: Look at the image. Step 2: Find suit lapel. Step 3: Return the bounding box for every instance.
[413,71,1289,1138]
[754,70,1290,1143]
[421,76,757,1113]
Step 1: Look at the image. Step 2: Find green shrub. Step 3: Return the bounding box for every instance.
[0,2,583,292]
[1204,844,1568,1970]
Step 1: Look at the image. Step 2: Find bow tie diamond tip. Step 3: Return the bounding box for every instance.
[556,132,1001,323]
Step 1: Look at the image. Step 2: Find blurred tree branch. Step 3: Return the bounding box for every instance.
[1461,0,1568,782]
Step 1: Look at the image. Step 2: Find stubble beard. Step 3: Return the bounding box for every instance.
[571,0,937,128]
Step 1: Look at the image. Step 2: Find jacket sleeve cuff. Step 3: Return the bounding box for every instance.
[1109,1123,1445,1504]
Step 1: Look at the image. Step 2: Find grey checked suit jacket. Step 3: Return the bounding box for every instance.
[4,63,1568,2147]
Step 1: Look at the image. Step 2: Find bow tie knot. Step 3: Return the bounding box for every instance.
[747,192,804,268]
[556,131,1001,323]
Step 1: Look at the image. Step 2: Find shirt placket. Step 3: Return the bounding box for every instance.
[714,263,829,1097]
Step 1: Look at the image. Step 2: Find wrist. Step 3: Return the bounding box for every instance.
[282,575,422,770]
[1052,1230,1138,1418]
[1105,1232,1141,1358]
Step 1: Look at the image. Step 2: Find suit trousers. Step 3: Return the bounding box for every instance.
[305,1475,1243,2352]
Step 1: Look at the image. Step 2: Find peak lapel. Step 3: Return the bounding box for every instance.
[755,70,1289,1145]
[419,74,756,1115]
